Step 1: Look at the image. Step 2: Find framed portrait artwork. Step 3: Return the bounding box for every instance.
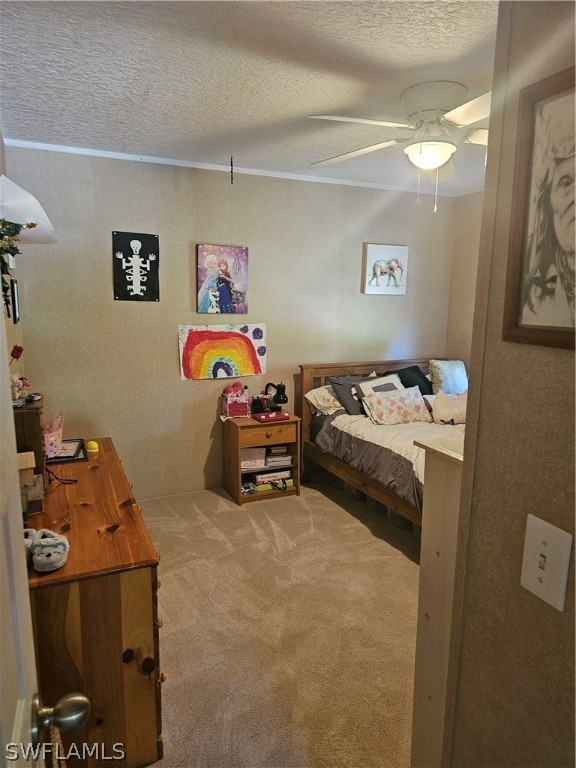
[362,243,409,295]
[502,66,575,349]
[197,244,248,314]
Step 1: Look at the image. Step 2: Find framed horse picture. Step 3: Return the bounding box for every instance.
[362,243,409,295]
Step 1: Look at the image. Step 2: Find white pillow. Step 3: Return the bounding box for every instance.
[433,390,467,424]
[362,386,433,425]
[304,385,343,415]
[429,359,468,395]
[355,373,404,403]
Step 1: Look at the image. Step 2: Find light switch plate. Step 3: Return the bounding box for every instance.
[521,514,573,611]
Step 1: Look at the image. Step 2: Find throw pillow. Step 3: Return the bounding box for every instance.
[304,385,343,416]
[329,374,377,415]
[429,359,468,395]
[433,390,467,425]
[381,365,433,396]
[355,374,404,403]
[362,386,433,425]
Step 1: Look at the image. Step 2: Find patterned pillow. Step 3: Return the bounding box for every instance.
[429,359,468,395]
[355,374,404,402]
[362,386,433,425]
[304,385,343,415]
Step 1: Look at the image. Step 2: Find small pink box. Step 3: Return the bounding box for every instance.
[221,394,250,418]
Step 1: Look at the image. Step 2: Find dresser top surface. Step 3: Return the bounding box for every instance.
[27,437,158,589]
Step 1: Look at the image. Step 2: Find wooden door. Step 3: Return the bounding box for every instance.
[0,322,38,765]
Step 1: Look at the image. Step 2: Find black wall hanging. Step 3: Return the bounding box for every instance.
[113,231,159,301]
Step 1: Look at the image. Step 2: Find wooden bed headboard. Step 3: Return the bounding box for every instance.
[297,358,435,445]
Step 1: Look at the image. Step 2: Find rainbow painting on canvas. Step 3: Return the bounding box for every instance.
[179,324,266,380]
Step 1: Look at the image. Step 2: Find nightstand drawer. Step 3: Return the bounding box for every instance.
[241,423,297,448]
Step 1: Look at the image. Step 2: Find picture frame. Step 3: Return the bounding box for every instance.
[362,243,409,295]
[46,438,88,464]
[10,278,19,324]
[502,66,575,349]
[196,244,248,314]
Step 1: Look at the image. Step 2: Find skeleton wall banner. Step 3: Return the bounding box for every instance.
[113,231,159,301]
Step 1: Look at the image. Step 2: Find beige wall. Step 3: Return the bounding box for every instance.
[449,2,574,766]
[6,148,465,498]
[445,191,483,364]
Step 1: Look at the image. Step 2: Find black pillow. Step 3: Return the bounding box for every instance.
[380,365,433,396]
[329,375,376,415]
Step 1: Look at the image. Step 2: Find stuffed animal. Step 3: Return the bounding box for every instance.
[30,529,70,572]
[10,373,29,400]
[222,381,244,396]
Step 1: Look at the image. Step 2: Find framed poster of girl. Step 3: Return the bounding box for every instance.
[503,66,574,348]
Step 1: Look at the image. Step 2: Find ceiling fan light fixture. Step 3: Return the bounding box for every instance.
[404,139,457,170]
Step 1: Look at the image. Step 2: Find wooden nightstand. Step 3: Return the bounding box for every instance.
[222,415,301,505]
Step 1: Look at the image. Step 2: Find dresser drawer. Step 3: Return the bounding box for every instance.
[240,422,297,448]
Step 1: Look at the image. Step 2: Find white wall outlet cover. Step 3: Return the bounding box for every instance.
[521,514,573,611]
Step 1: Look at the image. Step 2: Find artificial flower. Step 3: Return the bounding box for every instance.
[9,345,24,364]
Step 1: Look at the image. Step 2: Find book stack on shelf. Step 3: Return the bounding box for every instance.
[265,445,292,468]
[245,445,293,492]
[240,447,267,471]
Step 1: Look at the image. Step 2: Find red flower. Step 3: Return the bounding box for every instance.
[9,345,23,364]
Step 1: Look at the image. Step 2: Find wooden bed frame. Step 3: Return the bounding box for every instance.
[297,359,435,527]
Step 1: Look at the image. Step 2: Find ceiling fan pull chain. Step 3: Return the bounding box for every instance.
[434,167,439,213]
[416,167,422,207]
[230,155,234,185]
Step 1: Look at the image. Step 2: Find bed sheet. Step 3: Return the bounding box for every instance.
[314,412,465,513]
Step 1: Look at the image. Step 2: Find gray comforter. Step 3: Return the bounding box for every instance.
[314,413,424,513]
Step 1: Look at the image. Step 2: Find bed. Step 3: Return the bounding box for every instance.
[297,359,466,527]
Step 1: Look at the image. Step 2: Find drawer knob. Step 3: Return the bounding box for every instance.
[156,579,161,590]
[159,672,167,684]
[155,617,163,629]
[266,430,272,438]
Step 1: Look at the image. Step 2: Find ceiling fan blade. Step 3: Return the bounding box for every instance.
[309,115,413,129]
[443,91,491,127]
[312,140,401,167]
[465,128,489,146]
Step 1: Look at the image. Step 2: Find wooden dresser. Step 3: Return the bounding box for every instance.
[27,437,162,767]
[13,397,45,512]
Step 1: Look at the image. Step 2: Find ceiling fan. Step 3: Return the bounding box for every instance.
[309,81,491,178]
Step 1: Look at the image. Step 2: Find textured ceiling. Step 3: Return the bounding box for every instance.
[0,1,498,196]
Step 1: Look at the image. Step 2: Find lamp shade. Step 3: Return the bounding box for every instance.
[404,140,457,171]
[0,175,58,244]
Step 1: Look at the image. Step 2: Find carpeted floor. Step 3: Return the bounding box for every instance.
[141,477,420,768]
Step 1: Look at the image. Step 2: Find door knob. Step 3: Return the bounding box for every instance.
[31,692,90,748]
